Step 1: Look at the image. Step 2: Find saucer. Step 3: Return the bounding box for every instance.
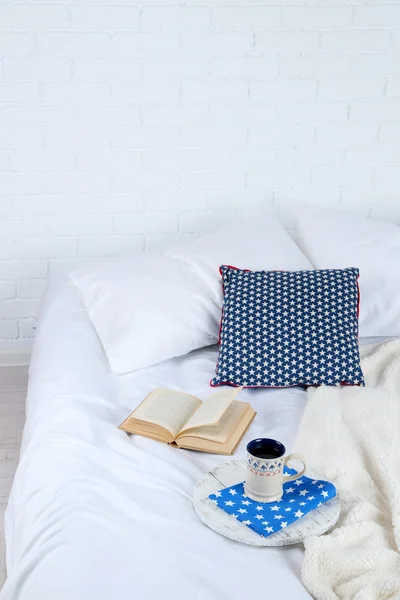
[193,459,341,547]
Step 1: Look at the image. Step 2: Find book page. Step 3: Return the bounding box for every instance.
[178,387,242,435]
[132,389,201,438]
[176,405,255,454]
[180,401,247,444]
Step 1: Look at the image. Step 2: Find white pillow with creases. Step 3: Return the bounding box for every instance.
[296,209,400,337]
[71,213,312,375]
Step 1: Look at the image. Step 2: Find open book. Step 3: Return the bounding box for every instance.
[118,387,255,455]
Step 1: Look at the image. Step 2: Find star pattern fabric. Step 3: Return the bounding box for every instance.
[209,468,336,538]
[211,266,364,388]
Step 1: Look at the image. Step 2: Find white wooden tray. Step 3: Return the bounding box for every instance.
[193,459,341,547]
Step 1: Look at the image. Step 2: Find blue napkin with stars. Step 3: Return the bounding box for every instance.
[208,468,336,538]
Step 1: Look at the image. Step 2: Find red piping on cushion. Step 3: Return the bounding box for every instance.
[210,379,304,389]
[210,379,363,389]
[355,272,361,341]
[217,265,251,345]
[216,266,226,346]
[220,264,250,272]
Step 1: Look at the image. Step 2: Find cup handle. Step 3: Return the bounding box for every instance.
[282,453,306,483]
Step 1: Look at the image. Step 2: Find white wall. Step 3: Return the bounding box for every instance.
[1,1,400,352]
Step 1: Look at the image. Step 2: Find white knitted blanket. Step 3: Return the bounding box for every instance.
[295,339,400,600]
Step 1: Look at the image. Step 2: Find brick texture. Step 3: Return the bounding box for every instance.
[0,0,400,351]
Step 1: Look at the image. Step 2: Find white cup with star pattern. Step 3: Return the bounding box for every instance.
[244,438,306,503]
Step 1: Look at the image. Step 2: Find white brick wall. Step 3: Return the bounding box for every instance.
[1,0,400,352]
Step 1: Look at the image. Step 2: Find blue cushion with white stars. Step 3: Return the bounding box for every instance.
[211,266,364,388]
[208,468,336,538]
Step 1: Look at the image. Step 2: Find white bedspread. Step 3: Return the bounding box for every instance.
[1,274,311,600]
[296,340,400,600]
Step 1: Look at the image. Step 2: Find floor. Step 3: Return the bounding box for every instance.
[0,366,28,591]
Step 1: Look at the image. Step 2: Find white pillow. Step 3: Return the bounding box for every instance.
[296,209,400,337]
[71,213,312,375]
[166,212,312,308]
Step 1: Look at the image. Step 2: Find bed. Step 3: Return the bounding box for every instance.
[1,273,311,600]
[3,207,400,600]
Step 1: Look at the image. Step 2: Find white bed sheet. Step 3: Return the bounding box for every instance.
[2,274,316,599]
